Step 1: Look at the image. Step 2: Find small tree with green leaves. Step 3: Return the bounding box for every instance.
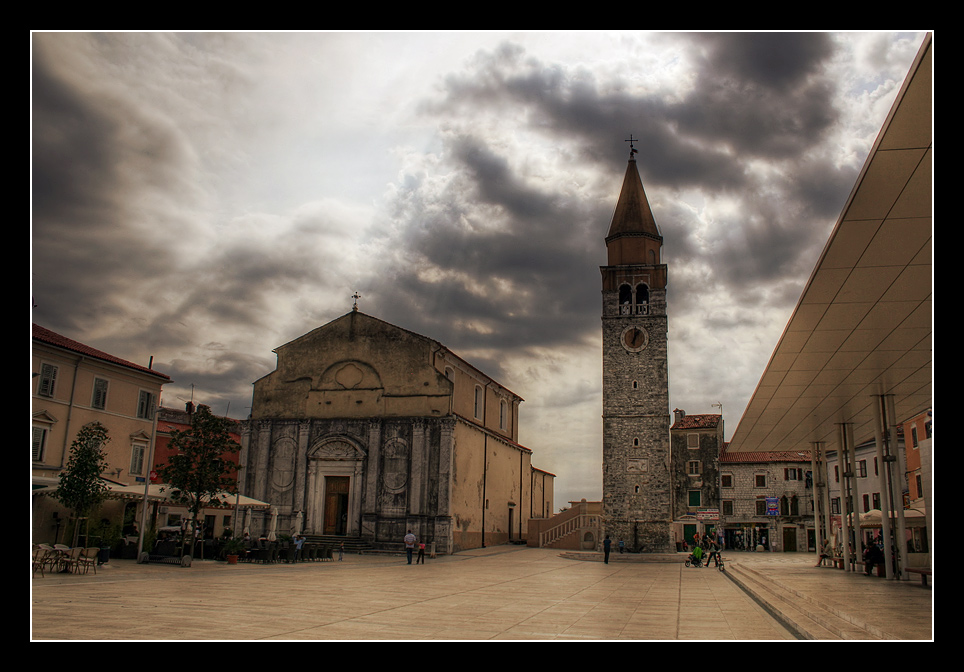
[54,422,111,547]
[158,404,240,558]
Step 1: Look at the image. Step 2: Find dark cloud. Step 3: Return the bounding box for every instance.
[366,34,856,377]
[30,32,922,505]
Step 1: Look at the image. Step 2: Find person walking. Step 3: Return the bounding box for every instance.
[603,536,612,564]
[416,541,426,564]
[404,530,416,564]
[706,539,721,568]
[618,539,625,554]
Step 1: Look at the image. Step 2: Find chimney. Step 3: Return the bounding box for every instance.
[674,408,685,425]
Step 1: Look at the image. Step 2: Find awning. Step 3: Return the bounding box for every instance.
[33,480,270,510]
[847,507,927,529]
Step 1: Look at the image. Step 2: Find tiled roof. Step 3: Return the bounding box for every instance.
[671,413,721,430]
[33,323,171,381]
[721,450,811,463]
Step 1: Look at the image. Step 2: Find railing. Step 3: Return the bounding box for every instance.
[538,514,598,548]
[619,304,650,315]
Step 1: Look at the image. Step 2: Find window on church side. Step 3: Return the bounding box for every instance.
[474,386,483,419]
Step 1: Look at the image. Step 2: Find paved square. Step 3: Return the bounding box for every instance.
[31,547,794,641]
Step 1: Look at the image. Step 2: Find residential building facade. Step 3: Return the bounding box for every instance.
[719,448,814,553]
[670,409,723,549]
[32,324,170,543]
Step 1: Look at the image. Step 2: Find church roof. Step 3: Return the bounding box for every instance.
[272,310,524,402]
[606,157,662,242]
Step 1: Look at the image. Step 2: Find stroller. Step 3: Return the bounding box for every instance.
[684,548,705,567]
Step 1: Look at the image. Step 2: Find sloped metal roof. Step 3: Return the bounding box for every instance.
[726,34,932,453]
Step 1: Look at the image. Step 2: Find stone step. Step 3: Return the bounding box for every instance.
[302,535,375,553]
[724,563,878,640]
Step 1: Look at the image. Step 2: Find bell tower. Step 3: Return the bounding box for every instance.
[600,139,672,552]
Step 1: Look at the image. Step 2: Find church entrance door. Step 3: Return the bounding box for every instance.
[324,476,350,535]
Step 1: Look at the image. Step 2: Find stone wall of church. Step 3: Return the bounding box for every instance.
[242,415,459,553]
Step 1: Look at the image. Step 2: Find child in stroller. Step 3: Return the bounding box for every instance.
[684,545,704,567]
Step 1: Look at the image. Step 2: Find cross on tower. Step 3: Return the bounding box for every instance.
[625,134,639,158]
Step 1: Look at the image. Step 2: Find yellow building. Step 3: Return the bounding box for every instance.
[244,310,554,553]
[32,324,170,543]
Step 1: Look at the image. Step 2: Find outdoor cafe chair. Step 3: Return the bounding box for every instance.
[33,547,55,577]
[77,548,99,574]
[60,547,83,574]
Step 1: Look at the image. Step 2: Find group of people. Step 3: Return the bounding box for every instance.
[689,537,723,568]
[601,537,630,563]
[815,535,888,576]
[403,530,426,565]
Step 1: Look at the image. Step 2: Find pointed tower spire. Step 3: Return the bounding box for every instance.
[605,145,662,267]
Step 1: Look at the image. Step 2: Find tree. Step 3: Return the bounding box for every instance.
[54,422,110,547]
[158,404,240,558]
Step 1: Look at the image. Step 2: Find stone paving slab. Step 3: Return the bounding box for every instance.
[30,546,932,641]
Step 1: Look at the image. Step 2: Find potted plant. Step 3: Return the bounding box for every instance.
[222,537,247,564]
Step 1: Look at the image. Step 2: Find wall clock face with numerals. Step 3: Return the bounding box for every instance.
[621,325,649,352]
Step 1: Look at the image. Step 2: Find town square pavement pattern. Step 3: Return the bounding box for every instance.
[30,546,932,641]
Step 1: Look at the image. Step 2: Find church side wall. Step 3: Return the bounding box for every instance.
[450,420,534,551]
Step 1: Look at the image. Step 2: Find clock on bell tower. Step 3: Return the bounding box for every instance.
[600,139,672,553]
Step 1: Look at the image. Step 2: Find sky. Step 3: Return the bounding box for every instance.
[31,31,928,509]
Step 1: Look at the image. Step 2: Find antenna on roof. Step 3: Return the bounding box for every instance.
[712,402,723,415]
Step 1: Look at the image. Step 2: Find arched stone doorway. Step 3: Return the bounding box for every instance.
[305,437,366,536]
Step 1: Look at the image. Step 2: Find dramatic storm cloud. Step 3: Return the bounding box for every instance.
[31,31,926,507]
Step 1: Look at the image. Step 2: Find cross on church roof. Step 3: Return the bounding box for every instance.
[625,134,639,158]
[352,292,361,311]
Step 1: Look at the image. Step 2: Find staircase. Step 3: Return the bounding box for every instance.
[302,535,375,554]
[532,500,602,550]
[724,562,896,639]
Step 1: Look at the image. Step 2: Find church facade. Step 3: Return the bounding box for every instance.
[241,310,554,554]
[600,149,673,552]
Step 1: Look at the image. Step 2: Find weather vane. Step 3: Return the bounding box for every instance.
[625,134,639,158]
[352,292,361,311]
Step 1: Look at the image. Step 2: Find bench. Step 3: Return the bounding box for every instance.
[855,561,885,577]
[906,567,931,587]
